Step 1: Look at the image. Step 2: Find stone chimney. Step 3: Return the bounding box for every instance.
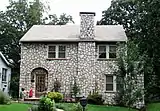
[79,12,96,40]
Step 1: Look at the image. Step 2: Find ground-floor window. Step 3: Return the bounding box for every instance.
[105,75,116,92]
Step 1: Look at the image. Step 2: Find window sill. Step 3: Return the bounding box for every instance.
[105,91,117,93]
[2,81,7,84]
[97,58,117,61]
[46,58,69,60]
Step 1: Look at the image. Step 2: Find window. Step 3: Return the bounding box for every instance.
[98,45,116,59]
[105,75,116,91]
[2,68,7,82]
[48,45,66,58]
[58,46,66,58]
[109,46,116,58]
[48,46,56,58]
[99,46,106,58]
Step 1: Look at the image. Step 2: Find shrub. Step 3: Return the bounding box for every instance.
[87,93,104,105]
[71,103,88,111]
[38,96,56,111]
[72,77,80,99]
[30,105,39,111]
[55,103,68,111]
[47,92,63,102]
[0,91,11,104]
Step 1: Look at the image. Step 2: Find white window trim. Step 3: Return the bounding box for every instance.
[47,45,67,59]
[98,45,117,59]
[105,75,117,92]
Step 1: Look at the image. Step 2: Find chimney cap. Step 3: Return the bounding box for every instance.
[80,12,96,16]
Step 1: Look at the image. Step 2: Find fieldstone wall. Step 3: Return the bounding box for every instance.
[20,42,144,107]
[20,42,118,102]
[77,42,96,96]
[20,43,78,96]
[80,13,95,39]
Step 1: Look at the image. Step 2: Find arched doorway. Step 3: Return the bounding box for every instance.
[31,68,48,97]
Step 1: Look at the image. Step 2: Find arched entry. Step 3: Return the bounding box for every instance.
[31,68,48,97]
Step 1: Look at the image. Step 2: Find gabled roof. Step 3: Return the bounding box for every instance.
[0,52,10,66]
[20,25,127,42]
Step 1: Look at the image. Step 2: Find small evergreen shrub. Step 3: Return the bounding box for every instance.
[87,93,104,105]
[47,92,63,102]
[38,96,56,111]
[0,91,11,104]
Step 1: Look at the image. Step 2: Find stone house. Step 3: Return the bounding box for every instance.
[0,52,11,94]
[19,12,127,103]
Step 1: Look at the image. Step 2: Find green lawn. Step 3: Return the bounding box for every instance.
[0,102,138,111]
[56,103,137,111]
[4,102,160,111]
[0,103,31,111]
[146,103,160,111]
[87,104,137,111]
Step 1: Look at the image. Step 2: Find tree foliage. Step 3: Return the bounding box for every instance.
[114,41,144,108]
[99,0,160,103]
[0,0,74,98]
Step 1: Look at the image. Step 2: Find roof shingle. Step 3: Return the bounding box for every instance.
[20,25,127,42]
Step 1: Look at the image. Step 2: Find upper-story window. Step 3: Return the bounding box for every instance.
[2,68,7,82]
[48,45,66,58]
[98,45,117,59]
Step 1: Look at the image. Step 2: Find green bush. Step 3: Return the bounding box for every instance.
[87,93,104,105]
[38,96,56,111]
[56,103,87,111]
[70,103,88,111]
[47,92,63,102]
[30,105,39,111]
[0,91,11,104]
[55,103,68,111]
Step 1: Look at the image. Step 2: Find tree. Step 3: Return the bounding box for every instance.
[99,0,160,103]
[114,41,144,109]
[72,77,80,100]
[0,0,74,98]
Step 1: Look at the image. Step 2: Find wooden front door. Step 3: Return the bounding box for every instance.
[35,74,46,97]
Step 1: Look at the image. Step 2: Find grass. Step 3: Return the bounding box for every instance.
[87,104,137,111]
[0,102,138,111]
[0,103,31,111]
[56,103,138,111]
[146,102,160,111]
[1,102,160,111]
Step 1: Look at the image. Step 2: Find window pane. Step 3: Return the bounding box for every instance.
[59,46,66,52]
[109,53,116,58]
[109,46,116,52]
[49,46,56,51]
[99,46,106,58]
[2,68,7,81]
[106,75,114,91]
[99,46,106,52]
[58,52,65,58]
[109,46,116,58]
[106,76,113,83]
[48,52,56,58]
[99,52,106,58]
[106,84,113,91]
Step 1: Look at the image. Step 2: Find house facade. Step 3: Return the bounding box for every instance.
[20,12,127,104]
[0,52,11,94]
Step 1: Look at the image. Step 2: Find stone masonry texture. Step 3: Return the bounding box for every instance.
[20,12,144,107]
[20,42,117,103]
